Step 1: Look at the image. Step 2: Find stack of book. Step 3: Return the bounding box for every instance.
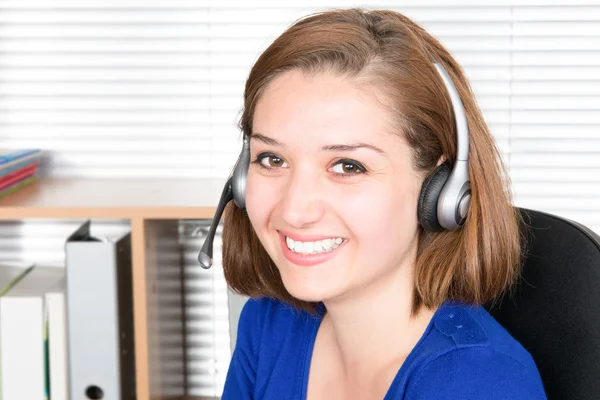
[0,149,43,199]
[0,262,68,400]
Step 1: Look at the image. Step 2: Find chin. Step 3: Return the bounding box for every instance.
[269,244,351,304]
[279,271,344,304]
[281,279,323,302]
[288,290,326,303]
[276,271,318,300]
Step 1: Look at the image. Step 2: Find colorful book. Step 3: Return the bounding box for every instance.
[0,163,38,192]
[0,149,42,166]
[0,159,41,178]
[0,175,38,200]
[0,153,42,176]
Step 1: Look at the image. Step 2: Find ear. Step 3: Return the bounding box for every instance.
[436,155,447,167]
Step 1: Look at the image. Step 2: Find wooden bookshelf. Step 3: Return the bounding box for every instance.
[0,177,223,400]
[0,177,224,219]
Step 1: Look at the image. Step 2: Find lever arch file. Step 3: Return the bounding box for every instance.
[65,220,135,400]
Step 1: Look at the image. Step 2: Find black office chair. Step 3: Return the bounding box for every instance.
[485,207,600,400]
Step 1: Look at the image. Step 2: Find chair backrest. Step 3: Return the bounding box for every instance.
[485,207,600,400]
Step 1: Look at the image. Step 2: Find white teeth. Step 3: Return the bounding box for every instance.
[285,236,345,255]
[304,241,314,254]
[314,240,323,253]
[293,241,303,253]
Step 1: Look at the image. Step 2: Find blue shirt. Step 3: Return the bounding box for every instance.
[222,296,547,399]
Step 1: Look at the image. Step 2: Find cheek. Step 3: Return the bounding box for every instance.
[340,181,419,240]
[245,172,278,227]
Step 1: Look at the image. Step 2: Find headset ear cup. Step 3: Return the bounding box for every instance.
[232,161,247,207]
[232,137,250,209]
[418,163,451,231]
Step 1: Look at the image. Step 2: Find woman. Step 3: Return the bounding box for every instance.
[219,8,547,399]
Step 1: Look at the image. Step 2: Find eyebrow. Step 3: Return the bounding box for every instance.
[250,132,388,156]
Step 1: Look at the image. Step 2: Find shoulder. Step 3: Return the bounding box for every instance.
[406,346,547,399]
[237,296,320,350]
[403,302,547,399]
[226,297,321,398]
[225,297,312,397]
[239,296,317,329]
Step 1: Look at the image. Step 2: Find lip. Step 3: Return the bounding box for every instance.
[278,231,347,267]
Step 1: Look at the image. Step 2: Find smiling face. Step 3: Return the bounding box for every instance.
[245,69,423,304]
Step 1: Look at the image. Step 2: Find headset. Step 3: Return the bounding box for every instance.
[197,61,471,269]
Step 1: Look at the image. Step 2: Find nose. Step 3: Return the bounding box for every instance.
[279,168,325,229]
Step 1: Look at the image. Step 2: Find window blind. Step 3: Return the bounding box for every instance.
[1,1,598,397]
[508,5,600,233]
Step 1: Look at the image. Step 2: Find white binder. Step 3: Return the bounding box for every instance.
[65,220,135,400]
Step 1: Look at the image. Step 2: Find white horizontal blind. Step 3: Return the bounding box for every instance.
[0,0,515,181]
[1,1,599,398]
[508,5,600,233]
[3,1,600,230]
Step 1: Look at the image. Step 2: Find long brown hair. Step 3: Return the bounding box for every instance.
[221,8,525,316]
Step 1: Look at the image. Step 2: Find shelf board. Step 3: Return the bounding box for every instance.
[0,177,224,219]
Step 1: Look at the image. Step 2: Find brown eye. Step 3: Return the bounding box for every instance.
[256,153,288,169]
[332,159,366,176]
[268,156,283,167]
[342,163,356,173]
